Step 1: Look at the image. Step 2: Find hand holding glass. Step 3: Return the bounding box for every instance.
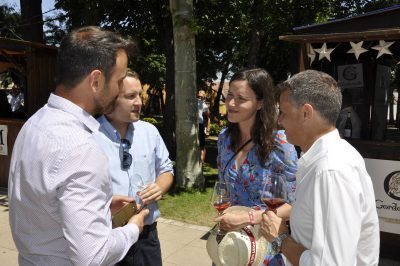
[261,173,287,213]
[211,181,230,235]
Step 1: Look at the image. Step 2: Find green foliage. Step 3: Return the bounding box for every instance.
[209,123,222,136]
[159,162,218,227]
[142,116,164,131]
[0,5,21,39]
[142,117,158,125]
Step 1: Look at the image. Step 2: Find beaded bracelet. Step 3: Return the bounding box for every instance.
[248,209,255,226]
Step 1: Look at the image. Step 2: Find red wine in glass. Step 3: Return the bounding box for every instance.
[213,201,231,213]
[211,181,230,235]
[261,173,287,213]
[262,198,286,213]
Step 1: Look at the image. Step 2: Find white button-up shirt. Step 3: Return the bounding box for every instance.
[8,93,139,266]
[291,130,379,266]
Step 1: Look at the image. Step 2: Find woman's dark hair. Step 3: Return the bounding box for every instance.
[227,68,277,165]
[55,26,136,88]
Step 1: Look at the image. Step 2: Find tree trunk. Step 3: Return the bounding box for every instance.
[20,0,44,43]
[170,0,203,188]
[247,0,261,67]
[211,60,230,120]
[161,3,176,160]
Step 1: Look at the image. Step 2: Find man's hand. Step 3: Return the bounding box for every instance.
[111,195,134,215]
[137,183,163,205]
[128,208,149,233]
[260,211,288,242]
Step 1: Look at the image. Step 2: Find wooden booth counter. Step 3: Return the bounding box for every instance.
[0,119,25,188]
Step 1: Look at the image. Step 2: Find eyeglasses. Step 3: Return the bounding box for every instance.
[119,138,132,170]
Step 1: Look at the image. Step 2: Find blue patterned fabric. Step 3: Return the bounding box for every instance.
[217,128,298,265]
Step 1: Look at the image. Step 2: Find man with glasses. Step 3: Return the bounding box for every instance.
[95,69,174,266]
[8,27,149,266]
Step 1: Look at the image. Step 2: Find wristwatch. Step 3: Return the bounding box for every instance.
[271,233,289,253]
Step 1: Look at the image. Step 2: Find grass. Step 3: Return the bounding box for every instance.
[158,161,218,227]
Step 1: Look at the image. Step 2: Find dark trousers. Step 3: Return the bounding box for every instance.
[116,222,162,266]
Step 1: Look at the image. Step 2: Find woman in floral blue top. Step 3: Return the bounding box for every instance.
[215,68,298,266]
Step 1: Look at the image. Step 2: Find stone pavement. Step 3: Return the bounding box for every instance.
[1,190,399,266]
[0,191,212,266]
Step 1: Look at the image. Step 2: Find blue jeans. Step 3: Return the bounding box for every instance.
[116,222,162,266]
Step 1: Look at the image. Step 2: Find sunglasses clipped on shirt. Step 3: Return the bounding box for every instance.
[120,138,132,170]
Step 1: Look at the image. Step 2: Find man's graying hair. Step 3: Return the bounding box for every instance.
[56,26,136,88]
[278,70,342,125]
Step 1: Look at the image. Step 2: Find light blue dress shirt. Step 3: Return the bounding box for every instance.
[95,116,174,225]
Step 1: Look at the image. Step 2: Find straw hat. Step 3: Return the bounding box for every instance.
[206,207,268,266]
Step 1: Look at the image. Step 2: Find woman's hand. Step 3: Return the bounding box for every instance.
[214,206,251,232]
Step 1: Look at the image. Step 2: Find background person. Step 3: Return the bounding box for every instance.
[8,26,148,266]
[95,70,174,266]
[198,89,210,162]
[261,70,379,265]
[215,68,297,265]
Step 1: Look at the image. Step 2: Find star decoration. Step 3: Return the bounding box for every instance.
[347,41,368,60]
[314,43,335,62]
[307,44,316,64]
[372,40,394,59]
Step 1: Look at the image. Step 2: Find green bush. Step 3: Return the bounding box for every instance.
[210,123,222,136]
[143,117,158,125]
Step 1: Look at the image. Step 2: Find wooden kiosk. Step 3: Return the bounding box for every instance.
[280,5,400,259]
[0,38,57,188]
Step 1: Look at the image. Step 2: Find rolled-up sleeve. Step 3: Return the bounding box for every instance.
[154,132,174,177]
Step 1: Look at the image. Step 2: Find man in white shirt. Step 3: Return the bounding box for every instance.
[8,26,148,266]
[260,70,379,265]
[197,90,210,162]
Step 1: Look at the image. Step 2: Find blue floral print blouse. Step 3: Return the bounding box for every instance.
[217,128,297,208]
[217,128,298,265]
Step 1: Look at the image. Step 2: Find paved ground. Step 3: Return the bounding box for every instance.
[0,191,212,266]
[1,191,399,266]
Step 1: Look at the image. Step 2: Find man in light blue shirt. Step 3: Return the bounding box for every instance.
[95,69,174,266]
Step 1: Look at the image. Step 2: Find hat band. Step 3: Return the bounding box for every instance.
[242,227,256,266]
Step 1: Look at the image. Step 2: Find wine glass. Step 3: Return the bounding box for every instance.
[261,172,287,213]
[210,181,231,235]
[133,173,152,212]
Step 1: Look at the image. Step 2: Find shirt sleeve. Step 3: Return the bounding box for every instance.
[154,129,174,177]
[304,170,362,265]
[56,143,139,266]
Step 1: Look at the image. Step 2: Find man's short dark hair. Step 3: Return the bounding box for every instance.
[55,26,136,88]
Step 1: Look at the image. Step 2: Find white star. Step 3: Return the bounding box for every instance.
[372,40,394,59]
[314,43,335,62]
[347,41,368,60]
[307,44,316,64]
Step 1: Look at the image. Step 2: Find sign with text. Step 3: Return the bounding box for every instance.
[0,125,8,156]
[337,63,364,89]
[365,158,400,234]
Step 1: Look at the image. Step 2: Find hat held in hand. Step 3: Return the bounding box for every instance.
[206,206,268,266]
